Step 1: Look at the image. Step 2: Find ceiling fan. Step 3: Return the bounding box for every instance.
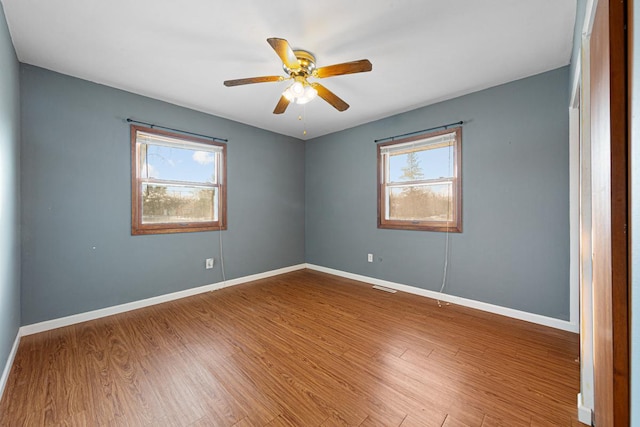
[223,38,372,114]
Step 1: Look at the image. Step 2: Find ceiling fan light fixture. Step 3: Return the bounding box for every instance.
[283,86,295,101]
[291,81,305,96]
[296,85,317,105]
[282,80,317,105]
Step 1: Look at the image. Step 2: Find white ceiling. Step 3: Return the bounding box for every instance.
[2,0,577,140]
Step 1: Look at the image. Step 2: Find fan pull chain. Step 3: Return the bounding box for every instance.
[298,105,308,136]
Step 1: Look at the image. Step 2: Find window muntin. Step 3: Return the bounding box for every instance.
[378,128,461,232]
[131,125,226,235]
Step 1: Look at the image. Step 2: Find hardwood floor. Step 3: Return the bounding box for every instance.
[0,269,585,426]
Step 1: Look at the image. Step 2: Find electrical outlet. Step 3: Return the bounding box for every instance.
[205,258,214,269]
[367,253,373,263]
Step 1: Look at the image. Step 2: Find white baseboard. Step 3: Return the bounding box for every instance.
[577,393,593,425]
[0,331,21,402]
[20,264,306,336]
[305,264,579,333]
[19,262,578,336]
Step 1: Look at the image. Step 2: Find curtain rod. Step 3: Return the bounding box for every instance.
[374,121,464,143]
[126,118,228,143]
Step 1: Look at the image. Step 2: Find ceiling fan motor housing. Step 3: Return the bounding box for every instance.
[283,50,316,77]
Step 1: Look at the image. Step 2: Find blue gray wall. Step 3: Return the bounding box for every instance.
[306,67,570,320]
[0,2,21,378]
[20,65,305,325]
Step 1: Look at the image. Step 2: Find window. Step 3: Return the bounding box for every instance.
[131,125,226,235]
[377,127,461,232]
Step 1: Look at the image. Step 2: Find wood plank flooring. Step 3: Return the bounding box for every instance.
[0,270,586,426]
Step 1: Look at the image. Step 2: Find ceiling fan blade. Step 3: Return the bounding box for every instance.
[311,83,349,112]
[314,59,372,79]
[273,95,291,114]
[223,75,284,87]
[267,38,299,69]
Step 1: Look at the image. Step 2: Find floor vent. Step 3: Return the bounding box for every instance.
[372,285,397,293]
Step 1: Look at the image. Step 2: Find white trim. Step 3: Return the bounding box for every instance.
[569,107,580,327]
[18,261,578,337]
[584,0,597,37]
[0,331,21,402]
[577,393,593,425]
[306,264,579,333]
[579,31,595,417]
[570,62,581,109]
[20,264,306,336]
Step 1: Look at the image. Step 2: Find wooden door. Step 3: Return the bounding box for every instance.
[589,0,629,425]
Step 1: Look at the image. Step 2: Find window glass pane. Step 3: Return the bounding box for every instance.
[388,146,453,182]
[141,183,217,224]
[388,184,453,221]
[142,144,217,184]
